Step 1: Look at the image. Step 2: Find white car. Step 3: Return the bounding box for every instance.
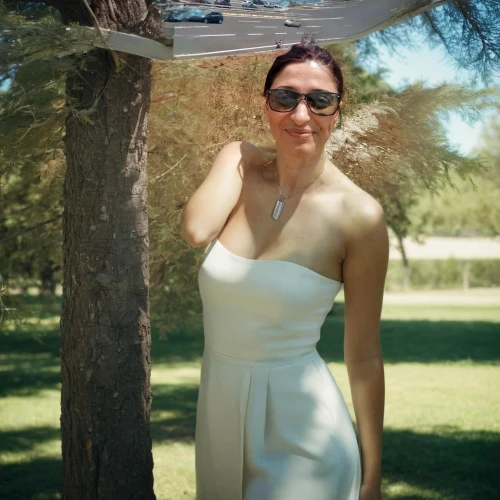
[284,19,301,27]
[242,1,257,8]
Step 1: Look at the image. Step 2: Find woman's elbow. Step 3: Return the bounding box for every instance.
[181,223,215,248]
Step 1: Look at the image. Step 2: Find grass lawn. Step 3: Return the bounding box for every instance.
[1,296,499,499]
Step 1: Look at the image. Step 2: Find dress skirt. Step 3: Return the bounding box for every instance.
[195,345,361,500]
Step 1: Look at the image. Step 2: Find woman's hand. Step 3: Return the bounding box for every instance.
[359,483,382,500]
[240,140,276,167]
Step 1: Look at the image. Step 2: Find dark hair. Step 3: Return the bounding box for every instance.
[263,43,344,98]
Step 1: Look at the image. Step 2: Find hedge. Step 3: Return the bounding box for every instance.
[386,259,500,291]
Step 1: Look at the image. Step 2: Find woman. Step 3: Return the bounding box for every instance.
[182,43,387,500]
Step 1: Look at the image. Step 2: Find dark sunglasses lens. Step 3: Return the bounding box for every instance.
[268,90,298,111]
[307,93,339,115]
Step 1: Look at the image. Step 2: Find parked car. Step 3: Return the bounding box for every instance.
[203,10,224,23]
[186,9,206,22]
[264,1,281,8]
[242,1,257,8]
[284,19,301,27]
[214,0,230,5]
[163,9,185,22]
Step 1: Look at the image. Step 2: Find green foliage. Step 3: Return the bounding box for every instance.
[409,174,500,237]
[406,112,500,239]
[374,82,499,241]
[475,113,500,185]
[356,0,500,85]
[0,6,68,294]
[386,259,500,291]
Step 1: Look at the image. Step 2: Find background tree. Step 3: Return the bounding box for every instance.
[1,1,162,497]
[357,0,500,85]
[408,113,500,238]
[0,8,65,294]
[59,1,162,497]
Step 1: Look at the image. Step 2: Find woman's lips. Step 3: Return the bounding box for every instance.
[286,129,313,138]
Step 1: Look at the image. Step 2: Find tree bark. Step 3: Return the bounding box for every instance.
[59,1,160,497]
[60,47,155,499]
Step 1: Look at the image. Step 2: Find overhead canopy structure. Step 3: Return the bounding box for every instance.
[68,0,448,61]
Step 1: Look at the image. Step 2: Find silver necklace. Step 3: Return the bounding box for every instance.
[271,157,326,220]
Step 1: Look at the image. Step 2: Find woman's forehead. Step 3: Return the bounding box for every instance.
[272,61,338,92]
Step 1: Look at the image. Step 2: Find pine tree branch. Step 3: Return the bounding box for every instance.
[0,214,62,244]
[80,0,123,72]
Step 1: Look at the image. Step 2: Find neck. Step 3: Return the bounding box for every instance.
[275,149,326,195]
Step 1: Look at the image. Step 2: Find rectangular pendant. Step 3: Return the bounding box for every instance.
[272,199,284,220]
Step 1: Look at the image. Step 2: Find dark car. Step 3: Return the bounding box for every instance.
[253,0,264,4]
[203,10,224,23]
[214,0,230,5]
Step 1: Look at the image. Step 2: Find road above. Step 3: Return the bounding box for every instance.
[162,0,447,59]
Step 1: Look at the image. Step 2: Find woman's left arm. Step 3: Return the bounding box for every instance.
[342,200,389,499]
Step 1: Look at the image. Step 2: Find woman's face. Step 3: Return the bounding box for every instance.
[265,61,341,158]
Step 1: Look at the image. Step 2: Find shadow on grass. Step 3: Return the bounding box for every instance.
[151,383,199,443]
[1,310,499,398]
[0,426,60,454]
[383,428,500,500]
[0,358,61,398]
[149,314,500,366]
[0,326,61,397]
[149,382,500,499]
[319,310,500,364]
[0,457,62,499]
[0,389,498,498]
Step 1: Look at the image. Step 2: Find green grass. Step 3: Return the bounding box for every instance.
[1,297,499,499]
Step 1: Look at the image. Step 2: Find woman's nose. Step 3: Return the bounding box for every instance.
[290,99,310,123]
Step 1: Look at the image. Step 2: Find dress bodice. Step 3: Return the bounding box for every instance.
[198,239,342,361]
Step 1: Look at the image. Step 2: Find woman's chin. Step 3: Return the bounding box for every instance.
[281,138,317,156]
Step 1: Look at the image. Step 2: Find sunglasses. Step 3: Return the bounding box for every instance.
[267,89,341,116]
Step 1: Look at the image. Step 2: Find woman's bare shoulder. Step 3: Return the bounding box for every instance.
[214,141,276,177]
[334,168,386,237]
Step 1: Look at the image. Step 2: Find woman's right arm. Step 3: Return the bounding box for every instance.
[181,141,273,247]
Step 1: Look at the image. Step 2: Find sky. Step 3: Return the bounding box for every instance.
[361,37,499,155]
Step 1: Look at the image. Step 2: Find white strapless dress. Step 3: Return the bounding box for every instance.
[195,239,361,500]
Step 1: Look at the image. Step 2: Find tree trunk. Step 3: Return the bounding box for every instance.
[395,232,410,292]
[59,38,156,500]
[462,260,470,290]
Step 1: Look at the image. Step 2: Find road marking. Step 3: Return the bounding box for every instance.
[176,42,292,58]
[196,34,236,37]
[302,17,343,21]
[248,33,263,35]
[304,25,322,28]
[275,32,286,35]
